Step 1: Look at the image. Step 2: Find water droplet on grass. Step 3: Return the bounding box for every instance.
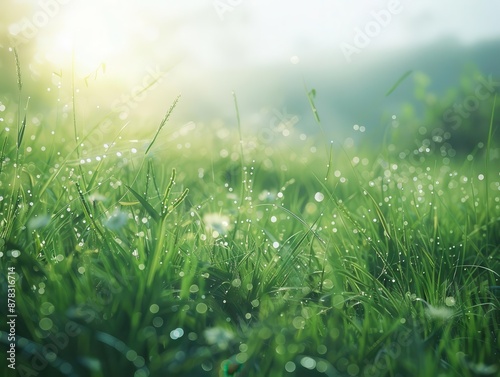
[445,297,456,306]
[170,327,184,340]
[300,356,316,369]
[39,317,53,331]
[285,361,296,372]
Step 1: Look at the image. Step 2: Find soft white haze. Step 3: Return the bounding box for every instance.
[2,0,499,134]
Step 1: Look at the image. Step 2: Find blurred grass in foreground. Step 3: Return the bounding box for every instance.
[0,56,499,377]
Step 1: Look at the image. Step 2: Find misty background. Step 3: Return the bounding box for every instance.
[0,0,499,147]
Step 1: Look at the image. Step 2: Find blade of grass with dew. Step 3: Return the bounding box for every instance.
[13,48,22,92]
[17,114,26,150]
[230,91,246,241]
[74,180,109,244]
[150,159,163,202]
[161,168,176,217]
[362,188,392,240]
[145,95,180,155]
[0,137,7,176]
[125,184,160,223]
[146,179,188,287]
[13,48,23,161]
[70,49,92,189]
[232,91,244,169]
[71,50,79,149]
[325,140,333,181]
[484,94,496,249]
[305,86,320,124]
[303,82,334,181]
[385,70,413,97]
[168,186,189,214]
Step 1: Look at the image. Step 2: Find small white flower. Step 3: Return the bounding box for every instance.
[27,214,51,230]
[204,327,234,350]
[425,305,454,321]
[88,193,107,204]
[103,209,128,230]
[203,213,231,236]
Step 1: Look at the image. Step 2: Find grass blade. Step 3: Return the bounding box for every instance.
[484,93,496,245]
[161,168,176,216]
[17,114,26,150]
[145,95,180,155]
[125,185,160,222]
[0,137,7,176]
[385,70,413,97]
[13,48,22,92]
[170,188,189,210]
[305,87,320,124]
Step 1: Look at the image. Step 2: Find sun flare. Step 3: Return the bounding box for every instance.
[36,1,137,75]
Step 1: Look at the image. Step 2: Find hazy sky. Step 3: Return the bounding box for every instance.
[2,0,499,134]
[4,0,499,73]
[172,0,500,67]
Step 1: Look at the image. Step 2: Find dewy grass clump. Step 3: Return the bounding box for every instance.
[0,56,499,377]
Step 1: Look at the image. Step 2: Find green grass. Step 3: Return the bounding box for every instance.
[0,65,499,377]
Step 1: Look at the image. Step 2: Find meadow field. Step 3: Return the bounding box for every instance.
[0,50,499,377]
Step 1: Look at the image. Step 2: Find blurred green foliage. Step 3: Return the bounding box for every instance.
[397,66,499,155]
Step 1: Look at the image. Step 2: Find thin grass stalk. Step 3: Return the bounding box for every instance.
[484,94,496,249]
[145,95,180,155]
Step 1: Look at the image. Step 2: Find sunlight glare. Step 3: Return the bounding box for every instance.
[39,1,133,74]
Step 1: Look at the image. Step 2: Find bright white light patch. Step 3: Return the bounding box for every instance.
[314,192,324,202]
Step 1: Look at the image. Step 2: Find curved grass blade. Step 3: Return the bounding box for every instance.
[125,185,160,222]
[385,70,413,97]
[170,187,189,211]
[161,168,176,216]
[95,331,150,376]
[362,188,391,239]
[484,93,496,244]
[0,137,7,176]
[305,86,320,123]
